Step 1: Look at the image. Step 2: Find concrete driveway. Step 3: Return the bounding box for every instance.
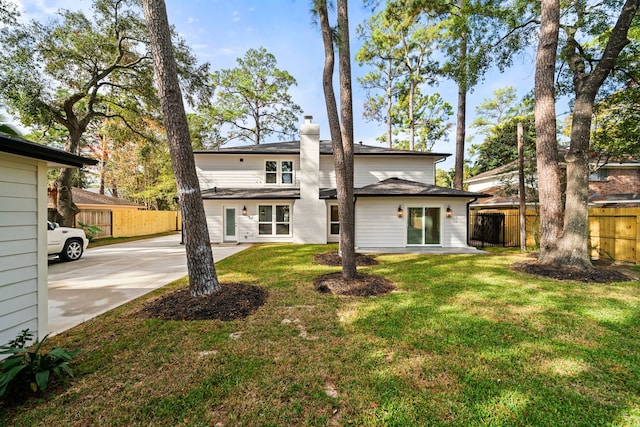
[48,234,249,335]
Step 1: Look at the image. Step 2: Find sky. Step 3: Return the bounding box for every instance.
[11,0,539,169]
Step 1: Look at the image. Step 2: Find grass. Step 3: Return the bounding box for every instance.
[88,231,179,248]
[4,245,640,426]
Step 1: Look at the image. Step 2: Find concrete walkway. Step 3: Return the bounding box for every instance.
[48,234,249,335]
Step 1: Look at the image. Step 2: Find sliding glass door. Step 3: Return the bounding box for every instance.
[407,207,441,245]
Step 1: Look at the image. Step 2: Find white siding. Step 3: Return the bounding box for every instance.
[204,199,297,244]
[195,154,299,190]
[0,155,40,346]
[320,156,436,188]
[355,198,471,248]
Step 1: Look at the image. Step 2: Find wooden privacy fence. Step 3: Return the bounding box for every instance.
[470,207,640,265]
[68,208,181,238]
[111,209,181,238]
[75,209,112,238]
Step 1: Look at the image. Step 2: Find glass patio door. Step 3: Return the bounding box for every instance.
[407,207,441,245]
[224,207,236,242]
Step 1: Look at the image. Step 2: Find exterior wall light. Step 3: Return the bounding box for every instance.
[446,206,453,218]
[242,205,247,216]
[397,205,404,218]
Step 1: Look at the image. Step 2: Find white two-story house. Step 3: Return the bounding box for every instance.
[194,116,488,251]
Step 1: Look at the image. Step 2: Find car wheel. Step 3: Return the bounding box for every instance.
[60,238,84,262]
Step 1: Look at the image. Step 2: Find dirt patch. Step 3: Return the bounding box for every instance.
[313,252,379,266]
[314,272,395,296]
[514,262,634,283]
[139,283,267,321]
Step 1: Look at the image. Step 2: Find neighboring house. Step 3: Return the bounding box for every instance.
[194,116,488,250]
[48,188,144,238]
[0,133,96,346]
[466,154,640,209]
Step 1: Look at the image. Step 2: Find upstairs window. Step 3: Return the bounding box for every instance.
[266,161,278,183]
[281,161,293,184]
[265,160,294,184]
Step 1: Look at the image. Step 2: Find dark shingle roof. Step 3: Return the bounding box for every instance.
[0,132,97,168]
[71,188,142,206]
[320,178,490,199]
[194,140,450,159]
[201,187,300,199]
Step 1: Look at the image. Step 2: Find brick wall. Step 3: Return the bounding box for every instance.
[589,168,640,195]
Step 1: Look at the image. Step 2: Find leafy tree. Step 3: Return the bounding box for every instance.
[202,47,303,145]
[0,0,210,226]
[314,0,357,279]
[586,88,640,168]
[356,13,406,147]
[0,0,17,25]
[393,91,453,151]
[356,7,452,150]
[469,88,536,174]
[142,0,219,296]
[535,0,640,267]
[92,118,178,209]
[470,86,519,138]
[386,0,537,188]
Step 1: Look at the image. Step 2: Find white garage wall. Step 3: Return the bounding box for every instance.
[0,154,41,346]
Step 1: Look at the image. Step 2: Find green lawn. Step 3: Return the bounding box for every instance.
[4,245,640,426]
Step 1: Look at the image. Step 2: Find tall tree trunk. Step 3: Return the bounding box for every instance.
[453,0,467,190]
[386,59,393,148]
[55,128,83,227]
[337,0,356,279]
[534,0,563,263]
[317,0,356,279]
[540,0,639,267]
[409,80,416,151]
[453,82,466,189]
[142,0,220,296]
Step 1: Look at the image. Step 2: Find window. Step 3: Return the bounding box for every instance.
[329,205,340,235]
[281,161,293,184]
[265,161,277,183]
[265,160,294,184]
[589,169,609,182]
[258,204,291,235]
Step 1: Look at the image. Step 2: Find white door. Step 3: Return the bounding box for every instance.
[224,207,237,242]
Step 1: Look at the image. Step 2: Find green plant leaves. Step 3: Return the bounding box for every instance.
[0,329,79,399]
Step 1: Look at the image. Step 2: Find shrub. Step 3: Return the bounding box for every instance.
[0,329,79,399]
[78,221,102,242]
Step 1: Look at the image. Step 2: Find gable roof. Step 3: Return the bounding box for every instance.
[71,188,143,207]
[466,147,640,183]
[194,140,450,160]
[0,132,97,168]
[320,177,490,199]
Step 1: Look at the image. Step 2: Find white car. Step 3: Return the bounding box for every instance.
[47,221,89,261]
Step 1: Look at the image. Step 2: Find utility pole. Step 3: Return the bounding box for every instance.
[517,122,526,252]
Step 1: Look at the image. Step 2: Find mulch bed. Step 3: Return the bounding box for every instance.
[139,283,267,321]
[313,252,379,266]
[314,272,395,296]
[514,262,634,283]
